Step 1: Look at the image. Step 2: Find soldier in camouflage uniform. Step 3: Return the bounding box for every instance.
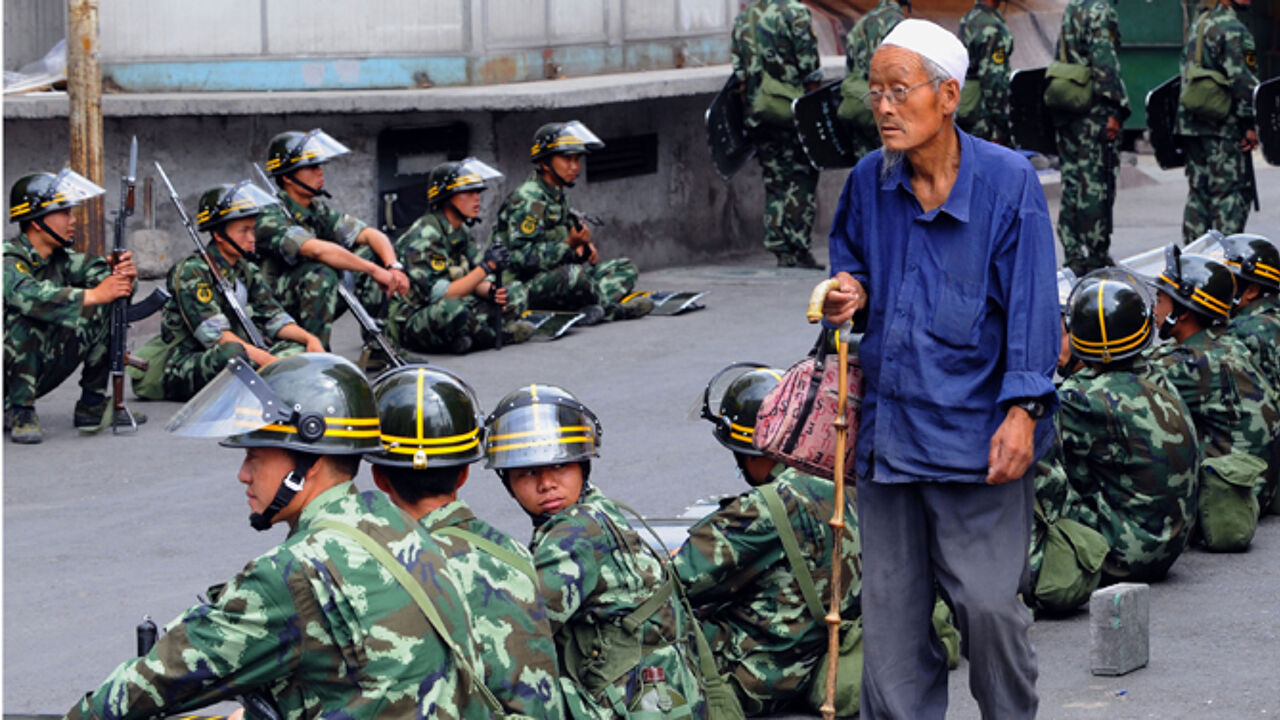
[490,122,652,325]
[732,0,824,268]
[486,384,706,719]
[673,364,860,715]
[4,170,139,443]
[384,158,533,355]
[68,353,491,720]
[367,365,563,718]
[958,0,1014,145]
[843,0,908,162]
[1176,0,1259,243]
[1059,272,1199,581]
[1052,0,1129,275]
[254,129,410,347]
[157,182,323,401]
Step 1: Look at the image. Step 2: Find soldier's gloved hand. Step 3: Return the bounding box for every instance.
[483,243,509,272]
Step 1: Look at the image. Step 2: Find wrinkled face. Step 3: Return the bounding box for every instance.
[549,154,583,184]
[223,217,258,256]
[291,165,325,194]
[38,208,76,241]
[508,462,584,516]
[867,46,954,153]
[450,190,483,219]
[238,447,295,521]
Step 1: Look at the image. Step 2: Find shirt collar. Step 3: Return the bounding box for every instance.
[879,127,975,223]
[422,498,473,532]
[532,170,564,201]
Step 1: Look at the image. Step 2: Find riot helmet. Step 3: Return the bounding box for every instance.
[367,364,485,470]
[697,363,783,456]
[1066,269,1155,364]
[9,169,105,246]
[530,121,605,163]
[1218,233,1280,294]
[484,384,601,471]
[196,181,279,232]
[1150,244,1236,329]
[426,157,503,226]
[265,129,348,198]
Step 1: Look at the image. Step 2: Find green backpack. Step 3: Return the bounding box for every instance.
[1031,499,1110,613]
[1198,453,1265,552]
[1179,13,1232,122]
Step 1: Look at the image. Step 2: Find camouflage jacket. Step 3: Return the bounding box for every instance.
[1056,0,1130,122]
[958,1,1014,145]
[844,0,906,78]
[388,210,484,314]
[530,486,706,720]
[65,483,490,720]
[3,232,112,330]
[422,499,564,719]
[491,172,578,283]
[1058,362,1199,580]
[1228,295,1280,397]
[160,243,294,353]
[672,466,861,713]
[255,189,367,285]
[1175,2,1258,137]
[731,0,822,130]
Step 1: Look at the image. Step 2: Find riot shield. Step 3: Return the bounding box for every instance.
[1146,75,1186,170]
[1256,76,1280,167]
[705,74,755,181]
[1009,68,1057,155]
[793,80,860,169]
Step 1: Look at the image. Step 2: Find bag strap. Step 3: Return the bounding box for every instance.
[433,525,537,585]
[759,485,827,623]
[314,520,506,716]
[783,328,833,454]
[1194,10,1209,67]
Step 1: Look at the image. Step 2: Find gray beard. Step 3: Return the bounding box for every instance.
[880,148,906,183]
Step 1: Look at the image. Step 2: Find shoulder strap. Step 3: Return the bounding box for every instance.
[759,484,827,623]
[433,525,536,584]
[1194,10,1209,67]
[314,520,506,717]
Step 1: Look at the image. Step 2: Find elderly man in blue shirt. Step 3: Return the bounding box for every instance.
[822,19,1059,720]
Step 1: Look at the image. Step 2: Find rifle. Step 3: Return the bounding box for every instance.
[108,137,145,434]
[155,162,268,350]
[491,242,504,352]
[1244,147,1260,212]
[568,208,604,232]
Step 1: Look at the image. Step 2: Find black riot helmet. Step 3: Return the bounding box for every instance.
[1218,233,1280,294]
[195,181,280,232]
[530,120,605,163]
[9,169,105,246]
[366,364,485,470]
[484,384,601,471]
[426,157,504,215]
[1066,269,1155,364]
[1150,244,1237,328]
[265,129,349,198]
[697,363,783,456]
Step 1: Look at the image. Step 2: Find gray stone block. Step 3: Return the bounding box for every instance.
[1090,582,1149,676]
[127,229,175,279]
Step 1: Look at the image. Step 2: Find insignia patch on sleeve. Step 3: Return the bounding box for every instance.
[520,215,538,234]
[430,254,448,272]
[14,261,28,274]
[993,49,1006,64]
[1245,51,1257,67]
[196,283,214,303]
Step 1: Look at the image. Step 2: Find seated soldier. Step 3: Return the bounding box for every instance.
[366,365,563,718]
[1147,248,1280,551]
[383,158,534,354]
[4,169,139,443]
[70,353,491,720]
[491,121,652,325]
[255,129,410,348]
[485,384,705,719]
[673,364,861,716]
[1059,270,1198,581]
[157,182,323,401]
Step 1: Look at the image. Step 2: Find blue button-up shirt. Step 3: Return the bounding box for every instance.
[828,129,1060,484]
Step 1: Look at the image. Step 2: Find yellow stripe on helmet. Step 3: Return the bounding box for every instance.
[728,421,754,436]
[1191,288,1231,316]
[489,425,593,442]
[383,437,481,455]
[9,202,31,218]
[488,435,595,454]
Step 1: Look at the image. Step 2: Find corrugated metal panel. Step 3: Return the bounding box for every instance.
[266,0,466,55]
[548,0,608,43]
[100,1,261,59]
[486,0,549,48]
[4,0,66,70]
[625,0,678,39]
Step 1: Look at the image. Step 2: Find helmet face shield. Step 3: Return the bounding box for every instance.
[690,362,768,423]
[531,120,606,161]
[1183,230,1227,262]
[267,129,350,175]
[10,169,106,223]
[1056,268,1077,314]
[165,358,294,439]
[428,157,504,202]
[48,168,107,207]
[556,121,605,152]
[196,180,280,231]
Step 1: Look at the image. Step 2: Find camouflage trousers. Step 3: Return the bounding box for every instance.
[3,307,109,408]
[272,260,345,349]
[753,128,819,257]
[524,259,638,316]
[1056,115,1119,274]
[162,339,305,401]
[1182,135,1251,244]
[388,281,528,354]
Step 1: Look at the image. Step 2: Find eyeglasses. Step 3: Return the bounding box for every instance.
[860,79,940,109]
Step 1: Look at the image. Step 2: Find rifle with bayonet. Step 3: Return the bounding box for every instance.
[107,138,145,433]
[155,162,269,350]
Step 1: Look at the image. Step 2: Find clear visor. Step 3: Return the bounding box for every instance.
[455,157,504,185]
[1185,230,1227,264]
[166,358,293,438]
[1067,267,1155,313]
[559,121,605,150]
[1056,268,1077,310]
[486,403,599,469]
[1119,246,1168,282]
[222,181,281,215]
[686,362,768,422]
[294,129,351,164]
[50,168,106,205]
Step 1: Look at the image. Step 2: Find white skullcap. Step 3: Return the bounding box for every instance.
[879,19,970,90]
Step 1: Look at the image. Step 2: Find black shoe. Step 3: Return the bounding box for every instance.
[73,396,109,428]
[10,406,42,444]
[776,252,797,267]
[793,250,826,270]
[577,304,606,326]
[448,335,474,354]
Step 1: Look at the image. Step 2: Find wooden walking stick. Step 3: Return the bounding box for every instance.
[806,278,850,720]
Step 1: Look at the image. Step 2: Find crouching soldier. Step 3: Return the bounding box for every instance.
[4,169,139,443]
[384,158,534,354]
[367,365,563,717]
[154,182,323,401]
[486,384,705,719]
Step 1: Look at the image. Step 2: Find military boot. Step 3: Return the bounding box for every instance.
[73,395,146,429]
[576,304,606,327]
[10,406,42,444]
[502,319,536,345]
[610,294,654,321]
[447,335,474,354]
[792,249,826,271]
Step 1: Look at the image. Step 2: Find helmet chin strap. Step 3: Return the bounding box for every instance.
[1158,311,1180,341]
[35,217,74,248]
[285,172,331,199]
[541,161,575,189]
[499,462,592,529]
[216,227,256,261]
[249,453,318,531]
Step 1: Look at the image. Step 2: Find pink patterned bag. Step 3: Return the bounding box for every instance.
[753,329,863,482]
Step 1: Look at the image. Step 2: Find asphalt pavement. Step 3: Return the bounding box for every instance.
[4,151,1279,718]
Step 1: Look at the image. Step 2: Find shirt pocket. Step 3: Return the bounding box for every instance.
[929,274,984,347]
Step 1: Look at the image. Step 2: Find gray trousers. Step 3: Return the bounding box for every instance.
[858,472,1039,719]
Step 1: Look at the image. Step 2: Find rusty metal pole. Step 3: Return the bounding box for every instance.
[67,0,105,257]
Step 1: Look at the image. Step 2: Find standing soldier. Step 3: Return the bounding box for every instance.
[367,365,564,718]
[1052,0,1129,275]
[4,169,138,443]
[155,182,324,401]
[255,129,410,348]
[383,158,532,355]
[1176,0,1259,243]
[842,0,909,162]
[732,0,825,268]
[491,121,652,325]
[958,0,1014,145]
